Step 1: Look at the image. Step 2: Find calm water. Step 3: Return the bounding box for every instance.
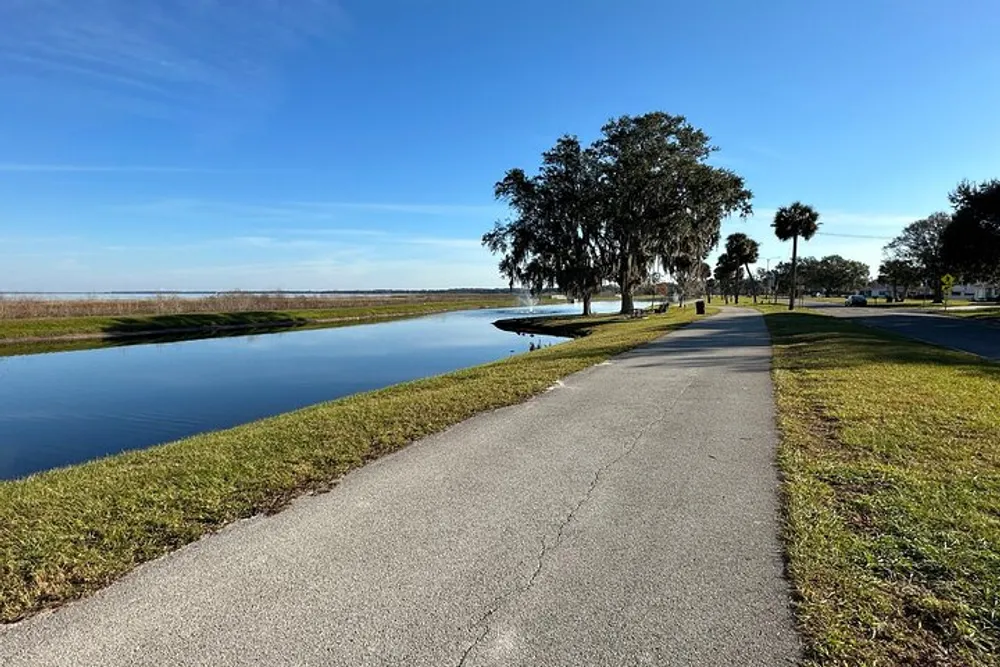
[0,302,634,480]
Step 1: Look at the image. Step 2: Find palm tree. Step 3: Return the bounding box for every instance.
[714,252,742,303]
[772,203,820,310]
[698,261,712,302]
[725,233,761,303]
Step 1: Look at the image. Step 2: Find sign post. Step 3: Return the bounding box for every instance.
[941,274,955,310]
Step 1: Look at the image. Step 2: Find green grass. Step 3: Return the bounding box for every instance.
[762,310,1000,666]
[744,302,797,314]
[495,312,637,337]
[0,306,708,623]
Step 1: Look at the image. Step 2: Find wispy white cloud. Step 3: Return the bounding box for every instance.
[109,198,335,223]
[405,236,483,250]
[0,163,269,174]
[253,228,485,250]
[147,256,501,291]
[0,0,347,120]
[108,198,501,223]
[96,232,483,254]
[293,201,503,217]
[2,236,500,291]
[279,227,398,238]
[229,236,331,250]
[57,218,485,260]
[0,234,80,244]
[750,208,920,229]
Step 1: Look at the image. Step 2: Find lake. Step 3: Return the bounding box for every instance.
[0,301,636,480]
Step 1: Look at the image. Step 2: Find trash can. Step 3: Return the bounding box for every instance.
[695,299,706,315]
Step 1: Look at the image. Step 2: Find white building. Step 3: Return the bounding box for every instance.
[954,284,998,301]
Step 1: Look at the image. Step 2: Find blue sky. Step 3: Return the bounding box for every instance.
[1,0,998,291]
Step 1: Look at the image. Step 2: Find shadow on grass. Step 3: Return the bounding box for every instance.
[102,311,308,335]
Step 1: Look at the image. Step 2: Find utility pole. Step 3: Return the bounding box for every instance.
[764,256,782,305]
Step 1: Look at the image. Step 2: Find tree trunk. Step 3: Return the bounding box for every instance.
[618,258,633,315]
[789,235,799,310]
[620,289,634,315]
[582,293,592,317]
[618,252,633,315]
[745,263,758,303]
[733,271,740,304]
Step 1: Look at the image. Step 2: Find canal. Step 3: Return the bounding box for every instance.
[0,302,634,480]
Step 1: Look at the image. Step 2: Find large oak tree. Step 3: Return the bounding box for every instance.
[485,112,752,315]
[942,179,1000,285]
[484,136,606,315]
[596,113,752,313]
[883,212,951,302]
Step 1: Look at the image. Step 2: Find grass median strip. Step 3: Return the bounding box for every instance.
[762,310,1000,666]
[943,306,1000,322]
[0,306,704,623]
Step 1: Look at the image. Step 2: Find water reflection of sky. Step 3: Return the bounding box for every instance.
[0,301,638,480]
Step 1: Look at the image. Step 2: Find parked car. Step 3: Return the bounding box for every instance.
[845,294,868,306]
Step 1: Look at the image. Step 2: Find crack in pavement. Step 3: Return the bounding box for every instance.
[455,376,693,666]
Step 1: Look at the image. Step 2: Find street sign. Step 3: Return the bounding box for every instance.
[941,274,955,309]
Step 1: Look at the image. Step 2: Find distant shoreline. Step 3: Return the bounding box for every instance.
[0,289,520,298]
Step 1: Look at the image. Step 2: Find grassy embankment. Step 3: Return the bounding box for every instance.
[0,293,538,356]
[761,308,1000,665]
[0,306,706,623]
[0,292,532,320]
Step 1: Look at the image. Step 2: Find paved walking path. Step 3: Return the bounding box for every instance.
[0,309,800,666]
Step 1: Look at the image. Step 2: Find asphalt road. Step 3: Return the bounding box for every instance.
[0,309,800,667]
[806,301,1000,361]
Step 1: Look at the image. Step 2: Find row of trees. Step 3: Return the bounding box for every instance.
[879,180,1000,301]
[714,233,760,303]
[712,254,869,304]
[773,255,869,298]
[484,111,843,313]
[483,112,752,315]
[712,203,824,309]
